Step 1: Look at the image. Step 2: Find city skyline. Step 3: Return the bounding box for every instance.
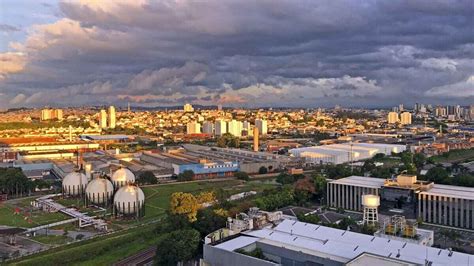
[0,0,473,108]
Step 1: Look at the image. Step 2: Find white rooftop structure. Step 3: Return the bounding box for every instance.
[329,175,385,188]
[218,220,474,265]
[419,184,474,201]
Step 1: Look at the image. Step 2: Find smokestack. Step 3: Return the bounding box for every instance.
[85,163,92,181]
[253,127,259,152]
[69,125,73,142]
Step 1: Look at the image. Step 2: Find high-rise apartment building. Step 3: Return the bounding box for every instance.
[255,119,267,135]
[202,121,214,134]
[186,122,201,134]
[387,112,399,124]
[400,112,412,125]
[41,108,63,121]
[108,106,116,129]
[398,104,404,112]
[215,120,227,136]
[99,109,107,129]
[183,103,194,112]
[227,120,243,137]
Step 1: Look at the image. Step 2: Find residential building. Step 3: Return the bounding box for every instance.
[108,106,116,129]
[227,119,243,137]
[215,120,227,136]
[387,112,399,124]
[400,112,412,125]
[255,119,267,135]
[202,121,214,134]
[186,122,201,134]
[183,103,194,112]
[99,109,107,129]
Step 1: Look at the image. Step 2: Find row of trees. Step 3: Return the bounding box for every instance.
[0,168,50,197]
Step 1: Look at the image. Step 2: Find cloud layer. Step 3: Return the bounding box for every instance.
[0,0,473,108]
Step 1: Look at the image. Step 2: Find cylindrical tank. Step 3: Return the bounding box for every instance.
[113,184,145,216]
[111,167,135,188]
[86,177,113,205]
[362,194,380,207]
[62,171,88,196]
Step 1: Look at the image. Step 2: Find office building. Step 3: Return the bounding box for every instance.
[387,112,399,124]
[183,103,194,112]
[328,175,474,229]
[400,112,412,125]
[215,120,227,136]
[186,122,201,134]
[108,106,116,129]
[227,120,242,137]
[202,121,214,134]
[99,109,107,129]
[255,119,267,135]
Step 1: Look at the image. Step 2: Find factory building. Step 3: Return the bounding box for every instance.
[327,175,474,229]
[290,143,406,165]
[203,219,473,266]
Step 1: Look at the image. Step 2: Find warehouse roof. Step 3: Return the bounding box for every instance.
[329,176,385,189]
[240,220,473,265]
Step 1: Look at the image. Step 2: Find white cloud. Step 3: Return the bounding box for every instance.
[425,76,474,97]
[420,58,458,71]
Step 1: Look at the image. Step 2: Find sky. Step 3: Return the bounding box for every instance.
[0,0,473,108]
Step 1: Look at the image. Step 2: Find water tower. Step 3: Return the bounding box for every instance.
[362,194,380,225]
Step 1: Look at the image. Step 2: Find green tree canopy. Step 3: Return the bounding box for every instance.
[155,229,201,266]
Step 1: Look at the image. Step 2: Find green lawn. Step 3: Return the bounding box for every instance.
[430,148,474,163]
[32,235,72,245]
[0,202,68,228]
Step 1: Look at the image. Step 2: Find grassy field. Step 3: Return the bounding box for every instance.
[0,198,68,228]
[430,148,474,163]
[32,235,72,245]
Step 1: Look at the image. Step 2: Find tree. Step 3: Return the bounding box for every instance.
[413,153,426,169]
[136,171,157,185]
[294,178,315,205]
[312,174,327,199]
[234,171,250,181]
[216,133,240,148]
[258,166,268,174]
[425,167,449,184]
[170,192,199,222]
[155,229,201,266]
[177,170,194,182]
[192,208,227,236]
[276,173,294,185]
[373,153,385,160]
[362,160,376,173]
[297,213,320,224]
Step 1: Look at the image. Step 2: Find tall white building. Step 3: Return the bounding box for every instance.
[186,122,201,134]
[202,121,214,134]
[108,106,116,129]
[387,112,399,124]
[227,120,243,137]
[215,120,227,136]
[255,119,267,135]
[400,112,412,125]
[183,103,194,112]
[99,109,107,129]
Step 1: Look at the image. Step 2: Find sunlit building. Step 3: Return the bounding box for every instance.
[387,112,399,124]
[215,120,227,136]
[99,109,107,129]
[108,106,116,129]
[183,103,194,112]
[400,112,412,125]
[255,119,267,135]
[186,121,201,134]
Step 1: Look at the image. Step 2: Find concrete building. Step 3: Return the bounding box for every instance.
[227,120,243,137]
[203,219,473,266]
[290,143,406,165]
[253,127,259,152]
[400,112,412,125]
[186,122,201,134]
[328,175,474,229]
[215,120,227,136]
[99,109,107,129]
[183,103,194,112]
[387,112,399,124]
[202,121,214,134]
[255,119,267,135]
[41,108,63,121]
[108,106,116,129]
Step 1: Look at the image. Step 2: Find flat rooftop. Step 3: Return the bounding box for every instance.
[228,220,474,265]
[420,184,474,201]
[329,176,385,189]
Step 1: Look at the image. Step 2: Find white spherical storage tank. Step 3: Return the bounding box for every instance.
[86,178,114,205]
[113,184,145,216]
[111,167,135,188]
[62,171,88,196]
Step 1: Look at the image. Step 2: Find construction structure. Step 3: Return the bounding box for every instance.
[375,215,434,246]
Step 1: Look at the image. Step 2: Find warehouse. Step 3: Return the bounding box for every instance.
[289,142,406,165]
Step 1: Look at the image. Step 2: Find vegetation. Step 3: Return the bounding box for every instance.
[155,229,201,266]
[276,173,304,185]
[136,171,158,185]
[234,171,250,181]
[430,148,474,163]
[296,213,320,224]
[32,235,72,245]
[254,188,294,211]
[169,191,215,222]
[216,133,240,148]
[177,170,194,181]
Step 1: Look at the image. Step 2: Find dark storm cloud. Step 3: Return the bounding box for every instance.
[0,0,473,107]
